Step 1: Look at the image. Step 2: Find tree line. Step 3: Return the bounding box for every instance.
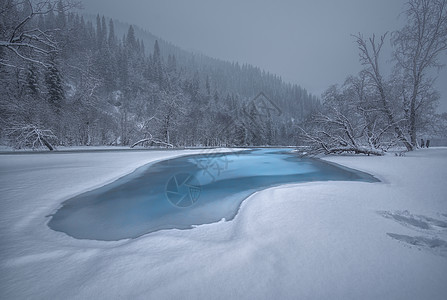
[0,0,319,150]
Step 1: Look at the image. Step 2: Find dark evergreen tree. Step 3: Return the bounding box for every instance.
[45,3,56,29]
[45,55,64,114]
[26,64,39,96]
[126,25,137,50]
[152,40,164,87]
[96,14,102,48]
[101,16,107,45]
[108,19,117,49]
[56,0,66,29]
[205,75,211,96]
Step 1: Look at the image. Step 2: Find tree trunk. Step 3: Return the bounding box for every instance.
[377,82,413,151]
[409,99,417,147]
[41,137,54,151]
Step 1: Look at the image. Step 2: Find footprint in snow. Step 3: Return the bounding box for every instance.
[378,210,447,232]
[378,210,447,258]
[386,233,447,257]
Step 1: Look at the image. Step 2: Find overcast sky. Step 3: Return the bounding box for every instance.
[81,0,447,112]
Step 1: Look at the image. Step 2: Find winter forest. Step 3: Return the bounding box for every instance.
[0,0,319,150]
[1,0,447,153]
[2,1,447,299]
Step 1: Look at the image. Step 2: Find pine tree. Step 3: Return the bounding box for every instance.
[171,54,177,72]
[153,40,161,61]
[190,71,200,101]
[26,64,39,96]
[108,19,117,49]
[140,40,145,54]
[152,40,164,86]
[166,54,177,74]
[101,16,108,47]
[246,102,262,145]
[45,3,56,29]
[234,123,246,146]
[213,90,219,102]
[56,0,66,29]
[126,25,137,50]
[96,14,102,49]
[144,54,153,80]
[205,75,211,96]
[45,55,64,114]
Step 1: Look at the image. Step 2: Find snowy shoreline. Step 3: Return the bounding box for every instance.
[1,148,447,299]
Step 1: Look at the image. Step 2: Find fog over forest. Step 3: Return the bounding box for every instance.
[1,2,447,299]
[1,0,446,152]
[82,0,447,112]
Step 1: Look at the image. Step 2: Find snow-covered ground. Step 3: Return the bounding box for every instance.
[1,148,446,299]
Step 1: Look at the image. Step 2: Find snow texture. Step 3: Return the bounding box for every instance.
[1,147,447,299]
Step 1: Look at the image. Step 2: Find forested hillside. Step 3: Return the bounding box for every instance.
[0,1,319,149]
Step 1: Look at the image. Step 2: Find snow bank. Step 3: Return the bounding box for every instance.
[1,148,446,299]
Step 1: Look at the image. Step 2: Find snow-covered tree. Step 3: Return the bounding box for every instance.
[1,4,320,149]
[0,0,78,68]
[45,54,64,114]
[392,0,447,148]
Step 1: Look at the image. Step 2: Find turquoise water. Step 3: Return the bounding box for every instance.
[48,149,378,241]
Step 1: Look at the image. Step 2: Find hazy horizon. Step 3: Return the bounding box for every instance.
[81,0,447,112]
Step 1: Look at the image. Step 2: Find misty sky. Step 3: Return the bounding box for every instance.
[81,0,447,112]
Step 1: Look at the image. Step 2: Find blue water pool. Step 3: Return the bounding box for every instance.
[48,148,379,240]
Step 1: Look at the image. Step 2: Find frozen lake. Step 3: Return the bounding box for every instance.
[48,148,378,240]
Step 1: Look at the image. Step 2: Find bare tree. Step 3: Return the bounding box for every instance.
[0,0,79,68]
[130,132,174,148]
[6,123,57,150]
[299,115,384,156]
[392,0,447,148]
[354,33,414,151]
[299,82,386,156]
[130,91,185,148]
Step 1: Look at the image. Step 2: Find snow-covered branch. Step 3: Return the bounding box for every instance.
[6,123,58,150]
[0,0,80,68]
